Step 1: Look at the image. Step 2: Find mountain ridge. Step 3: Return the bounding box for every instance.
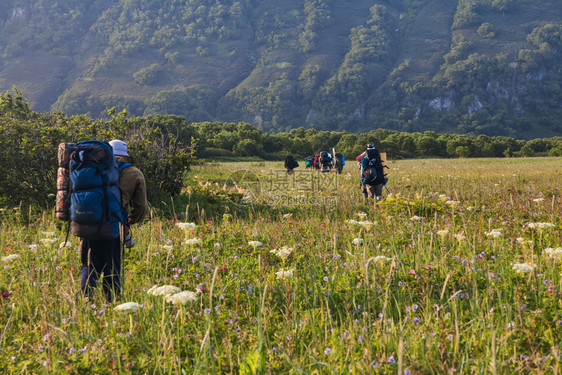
[0,0,560,138]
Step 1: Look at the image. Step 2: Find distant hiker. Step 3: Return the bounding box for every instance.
[357,144,387,201]
[76,139,147,301]
[313,154,321,170]
[284,154,299,174]
[304,156,314,169]
[319,151,333,173]
[334,152,345,174]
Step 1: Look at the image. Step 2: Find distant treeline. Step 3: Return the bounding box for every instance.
[1,88,562,209]
[186,120,562,160]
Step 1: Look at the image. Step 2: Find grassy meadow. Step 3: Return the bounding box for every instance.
[1,157,561,374]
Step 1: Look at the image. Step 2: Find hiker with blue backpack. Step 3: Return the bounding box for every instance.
[59,139,147,302]
[356,144,387,201]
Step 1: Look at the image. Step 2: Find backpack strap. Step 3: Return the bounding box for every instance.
[118,162,132,172]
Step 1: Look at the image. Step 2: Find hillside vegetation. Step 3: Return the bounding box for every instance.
[0,0,560,138]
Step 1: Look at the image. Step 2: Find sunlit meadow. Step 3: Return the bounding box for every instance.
[1,157,561,374]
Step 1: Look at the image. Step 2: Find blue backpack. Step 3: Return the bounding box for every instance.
[69,140,127,240]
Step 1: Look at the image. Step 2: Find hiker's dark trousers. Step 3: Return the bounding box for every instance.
[362,183,383,199]
[80,238,122,301]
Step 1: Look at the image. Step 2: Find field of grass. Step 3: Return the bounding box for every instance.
[1,157,561,374]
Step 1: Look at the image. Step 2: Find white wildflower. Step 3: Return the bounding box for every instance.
[114,302,141,313]
[352,238,364,246]
[182,238,201,246]
[162,245,173,251]
[453,234,466,241]
[532,198,544,202]
[512,263,535,274]
[282,213,292,219]
[41,231,56,237]
[516,237,525,244]
[486,229,503,238]
[270,246,292,259]
[358,220,376,229]
[526,222,555,229]
[466,206,475,211]
[372,256,392,264]
[176,222,197,230]
[147,285,181,296]
[2,254,21,262]
[356,212,368,219]
[410,216,423,221]
[436,230,449,237]
[28,244,38,251]
[248,241,263,248]
[438,194,449,201]
[165,291,198,305]
[275,268,294,279]
[345,219,360,225]
[40,238,57,246]
[59,241,72,248]
[544,247,562,259]
[445,200,460,207]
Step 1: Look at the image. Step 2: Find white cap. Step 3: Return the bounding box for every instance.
[109,139,129,157]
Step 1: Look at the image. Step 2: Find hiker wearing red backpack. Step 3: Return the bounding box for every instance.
[77,140,147,301]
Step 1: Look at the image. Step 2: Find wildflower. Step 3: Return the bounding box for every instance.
[270,246,292,259]
[275,268,294,279]
[165,291,198,305]
[453,234,466,241]
[526,222,555,229]
[324,347,332,355]
[372,256,392,264]
[41,231,56,237]
[445,200,460,207]
[59,241,72,248]
[147,285,181,296]
[436,230,449,237]
[544,247,562,259]
[248,241,263,248]
[40,238,57,246]
[176,222,197,230]
[485,229,503,238]
[162,245,173,251]
[114,302,141,313]
[356,211,367,218]
[532,198,544,202]
[409,216,423,221]
[182,238,201,246]
[466,206,475,211]
[282,213,292,218]
[28,244,38,251]
[388,355,395,364]
[409,269,416,275]
[358,220,376,229]
[2,291,10,298]
[346,219,360,225]
[512,263,535,274]
[352,238,364,245]
[2,254,21,262]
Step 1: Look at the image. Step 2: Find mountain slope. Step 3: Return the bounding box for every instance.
[0,0,560,138]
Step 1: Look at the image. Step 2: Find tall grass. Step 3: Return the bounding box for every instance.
[0,158,560,374]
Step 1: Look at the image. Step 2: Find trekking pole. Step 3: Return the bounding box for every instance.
[384,184,392,195]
